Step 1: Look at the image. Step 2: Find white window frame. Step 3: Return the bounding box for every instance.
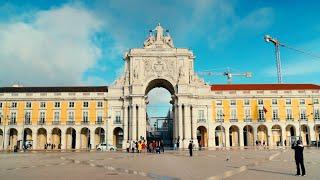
[300,108,307,120]
[83,111,89,122]
[300,99,305,105]
[26,101,32,108]
[258,108,265,120]
[314,108,320,120]
[244,99,250,106]
[216,100,222,106]
[258,99,264,105]
[115,111,121,122]
[83,101,89,108]
[97,101,103,108]
[216,108,224,120]
[230,108,237,120]
[11,111,17,123]
[272,109,279,119]
[272,99,278,105]
[286,108,293,119]
[285,99,291,105]
[54,102,60,108]
[313,98,319,105]
[11,102,17,108]
[230,100,236,106]
[244,107,251,119]
[24,111,31,124]
[69,101,75,108]
[40,102,46,108]
[39,111,46,123]
[54,111,60,122]
[68,111,74,122]
[97,110,103,122]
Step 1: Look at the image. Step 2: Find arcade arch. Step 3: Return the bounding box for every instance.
[257,125,268,145]
[113,127,124,148]
[37,128,47,149]
[66,127,76,150]
[197,126,208,147]
[271,125,282,146]
[243,125,254,146]
[285,124,296,146]
[229,125,239,147]
[52,128,61,149]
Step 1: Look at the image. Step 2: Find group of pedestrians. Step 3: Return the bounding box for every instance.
[125,140,165,154]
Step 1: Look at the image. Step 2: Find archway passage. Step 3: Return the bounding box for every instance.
[301,125,310,145]
[80,128,90,149]
[23,128,32,149]
[285,125,296,146]
[9,128,18,150]
[146,85,174,147]
[66,128,76,149]
[197,126,208,147]
[271,125,282,146]
[257,125,268,145]
[52,128,61,149]
[95,127,105,147]
[37,128,47,149]
[215,126,225,147]
[113,127,124,149]
[229,125,239,147]
[243,125,254,146]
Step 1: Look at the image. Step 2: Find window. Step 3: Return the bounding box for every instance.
[230,100,236,106]
[216,109,224,120]
[97,101,103,108]
[285,99,291,105]
[11,102,17,108]
[40,102,46,108]
[314,108,320,120]
[11,112,17,123]
[26,101,32,108]
[272,109,279,120]
[68,111,74,121]
[286,108,293,120]
[54,102,60,108]
[54,111,60,122]
[0,102,3,108]
[313,98,319,105]
[258,108,265,120]
[300,108,307,120]
[230,109,237,120]
[69,102,75,108]
[300,99,305,105]
[25,111,31,124]
[97,111,103,122]
[258,99,263,105]
[198,110,205,121]
[40,111,45,123]
[216,100,222,106]
[115,111,121,123]
[83,101,89,108]
[83,111,88,122]
[244,108,251,119]
[244,99,250,105]
[272,99,278,105]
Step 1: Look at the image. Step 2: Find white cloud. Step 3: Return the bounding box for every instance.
[0,4,103,86]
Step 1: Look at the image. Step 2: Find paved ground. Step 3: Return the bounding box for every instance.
[0,147,319,180]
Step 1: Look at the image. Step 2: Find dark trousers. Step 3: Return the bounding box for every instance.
[189,149,193,156]
[295,159,305,175]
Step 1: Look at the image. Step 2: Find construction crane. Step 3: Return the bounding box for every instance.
[198,68,252,84]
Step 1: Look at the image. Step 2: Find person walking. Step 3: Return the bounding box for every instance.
[292,140,306,176]
[160,140,164,153]
[126,141,130,153]
[138,141,142,153]
[188,141,193,157]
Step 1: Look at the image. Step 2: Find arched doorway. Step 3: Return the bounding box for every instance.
[257,125,268,145]
[80,128,90,149]
[0,129,3,149]
[215,126,225,147]
[113,127,124,149]
[8,128,18,150]
[301,125,310,145]
[52,128,61,149]
[243,125,254,146]
[95,127,105,146]
[66,127,76,149]
[37,128,47,149]
[229,125,239,147]
[315,125,320,142]
[285,124,296,146]
[145,79,174,147]
[197,126,208,147]
[23,128,32,149]
[271,125,282,146]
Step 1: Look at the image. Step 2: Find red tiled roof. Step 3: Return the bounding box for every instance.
[211,84,320,91]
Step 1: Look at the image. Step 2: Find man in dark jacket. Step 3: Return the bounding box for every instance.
[291,140,306,176]
[188,141,193,157]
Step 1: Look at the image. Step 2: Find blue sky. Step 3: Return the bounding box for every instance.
[0,0,319,116]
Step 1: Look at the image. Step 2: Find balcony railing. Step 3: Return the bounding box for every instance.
[81,121,89,125]
[24,121,32,125]
[215,119,224,123]
[197,119,206,123]
[38,120,45,125]
[66,121,75,125]
[113,119,122,124]
[8,121,17,125]
[272,118,280,122]
[286,117,294,121]
[244,118,252,122]
[258,118,266,122]
[52,121,60,125]
[96,120,104,125]
[229,119,238,123]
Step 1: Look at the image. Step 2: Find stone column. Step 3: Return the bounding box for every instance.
[253,126,257,147]
[61,130,66,150]
[309,125,316,142]
[75,130,81,150]
[90,128,95,150]
[122,105,128,146]
[47,131,52,146]
[178,105,184,148]
[281,126,286,146]
[32,130,37,150]
[184,105,192,143]
[239,128,244,147]
[174,105,179,139]
[18,129,23,150]
[225,127,230,148]
[138,104,146,141]
[191,106,197,141]
[267,128,272,146]
[131,105,137,141]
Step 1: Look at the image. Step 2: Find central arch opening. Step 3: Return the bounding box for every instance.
[145,79,175,148]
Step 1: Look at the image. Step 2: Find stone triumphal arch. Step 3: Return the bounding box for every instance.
[108,24,211,148]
